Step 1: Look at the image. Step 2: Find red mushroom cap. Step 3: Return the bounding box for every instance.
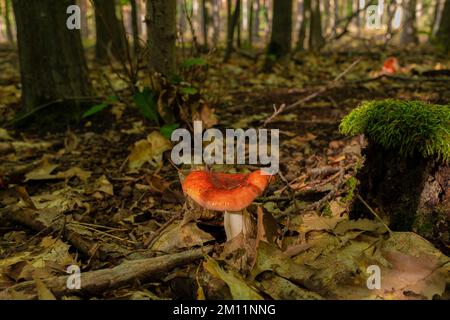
[182,170,271,212]
[382,57,399,74]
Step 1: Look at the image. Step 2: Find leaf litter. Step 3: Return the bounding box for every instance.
[0,48,449,300]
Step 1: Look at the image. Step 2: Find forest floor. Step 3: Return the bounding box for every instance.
[0,44,449,300]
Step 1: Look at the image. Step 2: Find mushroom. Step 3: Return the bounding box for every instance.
[182,170,271,241]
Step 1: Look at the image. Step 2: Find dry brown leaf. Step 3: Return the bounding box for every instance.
[203,257,263,300]
[128,131,172,169]
[298,213,344,233]
[24,158,59,181]
[151,221,214,252]
[34,278,56,300]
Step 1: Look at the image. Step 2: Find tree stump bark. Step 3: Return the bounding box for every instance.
[351,141,450,254]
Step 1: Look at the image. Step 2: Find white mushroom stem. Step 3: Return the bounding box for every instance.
[224,211,250,240]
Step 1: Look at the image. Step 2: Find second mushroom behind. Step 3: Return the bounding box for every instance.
[182,170,271,241]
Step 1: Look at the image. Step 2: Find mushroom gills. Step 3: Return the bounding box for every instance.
[224,211,250,240]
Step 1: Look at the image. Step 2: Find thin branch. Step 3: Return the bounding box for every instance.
[262,58,361,126]
[0,246,213,300]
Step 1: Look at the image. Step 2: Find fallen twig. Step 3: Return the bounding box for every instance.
[262,58,361,126]
[0,246,213,300]
[3,207,131,262]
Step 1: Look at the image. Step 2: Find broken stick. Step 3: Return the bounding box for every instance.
[0,245,212,300]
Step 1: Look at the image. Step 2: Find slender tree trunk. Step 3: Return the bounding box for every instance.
[296,0,311,51]
[147,0,177,76]
[400,0,419,44]
[323,0,330,35]
[309,0,324,51]
[267,0,293,58]
[356,0,362,36]
[237,1,242,48]
[4,0,14,43]
[201,0,208,49]
[436,0,450,51]
[248,0,254,47]
[224,0,241,62]
[11,0,91,113]
[333,0,339,36]
[137,0,143,35]
[385,0,397,41]
[253,0,260,42]
[431,0,443,37]
[130,0,140,55]
[78,0,89,39]
[179,0,187,42]
[94,0,126,62]
[212,0,220,45]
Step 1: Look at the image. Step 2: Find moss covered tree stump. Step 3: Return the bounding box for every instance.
[340,100,450,252]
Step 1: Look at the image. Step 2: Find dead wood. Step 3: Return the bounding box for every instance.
[0,246,213,300]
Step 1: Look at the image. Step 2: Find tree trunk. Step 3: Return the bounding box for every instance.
[130,0,140,55]
[253,0,260,42]
[137,0,143,35]
[323,0,330,35]
[94,0,126,62]
[212,0,221,45]
[12,0,91,114]
[3,0,14,43]
[309,0,324,51]
[436,0,450,51]
[248,0,253,47]
[296,0,311,51]
[431,0,443,37]
[356,0,362,37]
[237,0,242,48]
[224,0,241,62]
[351,142,450,255]
[400,0,419,44]
[332,0,339,37]
[147,0,177,76]
[386,0,396,40]
[267,0,293,58]
[78,0,90,39]
[201,0,209,49]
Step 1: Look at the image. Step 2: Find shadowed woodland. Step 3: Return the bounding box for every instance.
[0,0,449,300]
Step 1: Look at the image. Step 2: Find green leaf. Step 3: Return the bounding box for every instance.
[160,123,179,139]
[82,103,109,118]
[168,74,183,85]
[82,96,117,118]
[181,57,207,68]
[134,87,159,124]
[180,86,198,95]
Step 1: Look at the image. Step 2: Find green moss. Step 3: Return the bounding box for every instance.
[339,99,450,162]
[321,203,333,217]
[343,176,358,203]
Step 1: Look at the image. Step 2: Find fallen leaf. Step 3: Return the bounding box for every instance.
[128,131,172,169]
[151,222,214,252]
[34,278,56,300]
[203,257,263,300]
[93,175,114,196]
[298,213,344,234]
[25,158,59,181]
[0,128,12,141]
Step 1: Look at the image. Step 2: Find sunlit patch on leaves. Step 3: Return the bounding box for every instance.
[128,131,172,170]
[203,257,263,300]
[151,222,214,252]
